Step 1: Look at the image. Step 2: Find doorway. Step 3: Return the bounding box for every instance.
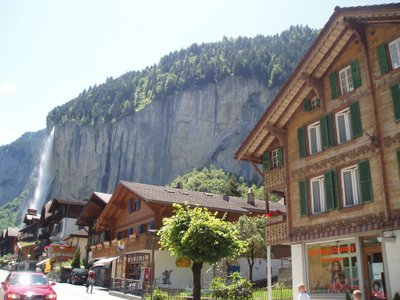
[362,239,386,300]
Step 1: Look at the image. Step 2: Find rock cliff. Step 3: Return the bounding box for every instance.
[48,77,273,200]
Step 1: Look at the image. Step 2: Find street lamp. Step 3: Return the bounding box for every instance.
[148,229,158,300]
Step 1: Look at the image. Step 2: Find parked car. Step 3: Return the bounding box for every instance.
[0,271,57,299]
[68,268,88,285]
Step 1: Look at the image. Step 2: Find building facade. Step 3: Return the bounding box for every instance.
[236,4,400,300]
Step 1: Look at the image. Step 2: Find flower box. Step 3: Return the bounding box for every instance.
[104,241,110,247]
[129,234,137,241]
[265,213,286,225]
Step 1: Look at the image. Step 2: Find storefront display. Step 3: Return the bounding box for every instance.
[307,239,359,295]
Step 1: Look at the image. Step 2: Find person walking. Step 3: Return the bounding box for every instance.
[298,283,311,300]
[86,269,96,294]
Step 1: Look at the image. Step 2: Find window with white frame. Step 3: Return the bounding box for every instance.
[389,37,400,69]
[271,149,280,169]
[341,165,361,207]
[339,65,354,95]
[310,176,326,214]
[311,97,320,110]
[308,121,322,155]
[335,108,353,144]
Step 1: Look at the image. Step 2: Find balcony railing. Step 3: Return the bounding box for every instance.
[265,215,288,245]
[91,233,154,259]
[265,168,285,193]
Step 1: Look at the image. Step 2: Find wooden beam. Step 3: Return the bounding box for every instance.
[266,125,287,148]
[251,162,264,178]
[345,19,367,48]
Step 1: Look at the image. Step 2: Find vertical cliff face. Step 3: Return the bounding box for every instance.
[0,130,46,206]
[49,77,273,199]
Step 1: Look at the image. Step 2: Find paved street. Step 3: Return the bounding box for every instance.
[52,282,126,300]
[0,270,131,300]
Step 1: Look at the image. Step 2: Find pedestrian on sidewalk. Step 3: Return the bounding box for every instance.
[86,268,96,294]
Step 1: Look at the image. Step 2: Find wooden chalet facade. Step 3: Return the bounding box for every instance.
[236,4,400,300]
[90,181,285,291]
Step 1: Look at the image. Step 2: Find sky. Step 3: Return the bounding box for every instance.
[0,0,391,146]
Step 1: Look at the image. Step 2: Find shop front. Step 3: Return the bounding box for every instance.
[295,236,387,300]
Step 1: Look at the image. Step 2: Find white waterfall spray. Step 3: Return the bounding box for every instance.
[29,127,55,211]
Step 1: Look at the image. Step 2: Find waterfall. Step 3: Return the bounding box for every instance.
[29,128,55,211]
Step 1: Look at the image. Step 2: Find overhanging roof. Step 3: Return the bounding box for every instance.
[235,3,400,163]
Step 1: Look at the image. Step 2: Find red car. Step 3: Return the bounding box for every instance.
[0,271,57,300]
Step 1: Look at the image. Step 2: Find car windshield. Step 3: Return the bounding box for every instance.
[10,274,48,286]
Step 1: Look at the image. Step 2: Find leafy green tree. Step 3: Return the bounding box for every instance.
[158,203,245,300]
[168,165,264,199]
[235,215,266,282]
[70,248,81,269]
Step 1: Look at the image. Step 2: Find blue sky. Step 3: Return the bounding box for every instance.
[0,0,390,146]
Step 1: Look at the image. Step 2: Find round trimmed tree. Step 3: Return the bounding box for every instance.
[158,203,245,300]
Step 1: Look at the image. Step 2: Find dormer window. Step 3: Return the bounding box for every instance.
[329,59,361,99]
[263,148,284,172]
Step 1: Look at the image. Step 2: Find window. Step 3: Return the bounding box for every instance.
[335,108,353,144]
[330,60,361,99]
[389,37,400,69]
[135,198,141,211]
[271,149,280,169]
[341,165,361,207]
[262,148,284,171]
[311,97,320,110]
[308,121,322,154]
[339,66,354,95]
[310,176,326,214]
[128,199,133,213]
[307,240,359,295]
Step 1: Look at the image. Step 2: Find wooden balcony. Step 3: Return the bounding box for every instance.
[265,215,288,245]
[91,233,155,259]
[265,168,285,193]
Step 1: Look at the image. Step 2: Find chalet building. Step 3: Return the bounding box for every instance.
[19,208,41,243]
[0,227,19,256]
[236,4,400,300]
[89,181,286,292]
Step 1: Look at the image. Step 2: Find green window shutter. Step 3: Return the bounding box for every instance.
[351,59,362,89]
[278,147,284,168]
[377,44,390,75]
[320,114,334,149]
[330,72,339,99]
[298,126,307,158]
[390,83,400,121]
[324,169,338,210]
[358,160,373,203]
[262,152,270,172]
[350,101,363,138]
[299,179,308,216]
[303,99,311,112]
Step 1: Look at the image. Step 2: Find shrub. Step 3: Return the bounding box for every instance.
[210,272,253,300]
[153,288,168,300]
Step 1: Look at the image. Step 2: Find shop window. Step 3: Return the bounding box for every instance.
[310,176,326,214]
[308,121,322,155]
[307,240,359,295]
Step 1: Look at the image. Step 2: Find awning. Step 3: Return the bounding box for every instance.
[36,258,50,266]
[93,256,120,267]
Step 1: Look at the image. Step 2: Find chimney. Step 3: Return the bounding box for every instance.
[247,188,255,205]
[223,194,230,202]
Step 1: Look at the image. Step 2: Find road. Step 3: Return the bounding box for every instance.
[0,270,130,300]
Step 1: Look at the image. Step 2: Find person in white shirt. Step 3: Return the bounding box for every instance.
[298,283,311,300]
